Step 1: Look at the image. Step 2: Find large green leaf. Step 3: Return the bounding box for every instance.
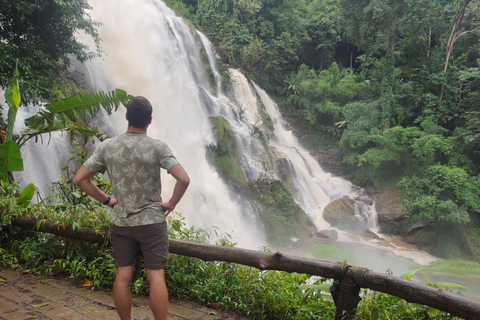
[20,120,109,147]
[0,140,24,181]
[4,67,21,141]
[1,66,23,183]
[301,284,331,292]
[400,268,424,280]
[430,282,467,290]
[20,89,132,147]
[17,183,35,207]
[24,89,132,129]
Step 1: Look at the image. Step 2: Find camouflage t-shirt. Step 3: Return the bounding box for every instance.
[83,133,180,226]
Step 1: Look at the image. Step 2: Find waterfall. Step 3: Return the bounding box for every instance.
[252,82,358,229]
[14,0,438,273]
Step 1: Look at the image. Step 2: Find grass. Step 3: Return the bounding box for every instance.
[423,259,480,276]
[309,244,355,262]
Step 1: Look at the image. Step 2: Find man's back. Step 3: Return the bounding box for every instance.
[83,133,179,226]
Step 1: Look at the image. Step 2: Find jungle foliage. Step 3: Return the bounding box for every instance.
[165,0,480,258]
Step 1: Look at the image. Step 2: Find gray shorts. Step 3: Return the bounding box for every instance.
[112,223,169,270]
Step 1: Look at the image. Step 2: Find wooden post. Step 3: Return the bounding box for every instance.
[330,262,362,319]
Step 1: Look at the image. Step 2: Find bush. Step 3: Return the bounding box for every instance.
[398,165,480,225]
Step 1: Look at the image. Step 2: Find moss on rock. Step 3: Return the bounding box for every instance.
[207,116,316,247]
[253,179,316,246]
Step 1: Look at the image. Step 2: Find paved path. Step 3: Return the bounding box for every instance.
[0,267,250,320]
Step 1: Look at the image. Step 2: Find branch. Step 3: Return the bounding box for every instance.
[11,217,109,243]
[464,2,480,17]
[455,25,480,42]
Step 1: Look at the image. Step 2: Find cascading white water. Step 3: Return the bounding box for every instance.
[14,0,439,273]
[243,82,439,269]
[221,71,438,269]
[252,82,357,229]
[15,0,266,249]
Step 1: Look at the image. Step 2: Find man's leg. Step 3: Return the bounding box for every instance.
[114,265,134,320]
[146,269,168,320]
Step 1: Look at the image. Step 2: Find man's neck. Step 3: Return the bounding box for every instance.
[125,126,147,134]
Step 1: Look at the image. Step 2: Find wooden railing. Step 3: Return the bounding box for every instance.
[170,239,480,320]
[11,217,480,319]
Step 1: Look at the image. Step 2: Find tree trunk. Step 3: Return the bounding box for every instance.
[11,217,109,243]
[350,48,353,69]
[381,48,395,133]
[427,27,432,58]
[436,0,478,128]
[163,239,480,319]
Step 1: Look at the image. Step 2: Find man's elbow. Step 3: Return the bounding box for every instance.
[181,176,191,187]
[170,165,190,187]
[178,172,190,188]
[74,166,96,188]
[73,173,89,188]
[73,176,82,188]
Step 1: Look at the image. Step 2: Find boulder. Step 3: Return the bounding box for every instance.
[372,189,403,223]
[316,229,338,241]
[323,197,365,232]
[403,221,428,236]
[355,196,374,206]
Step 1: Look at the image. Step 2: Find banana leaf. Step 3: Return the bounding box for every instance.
[4,67,21,141]
[0,140,24,181]
[20,89,132,147]
[24,89,132,128]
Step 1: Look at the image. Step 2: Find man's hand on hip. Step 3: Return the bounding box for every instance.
[108,198,119,208]
[155,201,175,216]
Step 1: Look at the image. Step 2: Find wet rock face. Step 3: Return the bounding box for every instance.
[367,188,408,235]
[316,229,338,241]
[323,197,366,232]
[67,55,91,89]
[372,189,403,223]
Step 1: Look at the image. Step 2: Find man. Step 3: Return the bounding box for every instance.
[74,96,190,320]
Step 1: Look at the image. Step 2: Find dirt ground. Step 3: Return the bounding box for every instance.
[0,267,251,320]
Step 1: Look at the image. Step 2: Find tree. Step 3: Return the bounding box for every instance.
[442,0,480,77]
[0,0,100,104]
[398,165,480,225]
[436,0,480,127]
[459,61,480,143]
[340,0,411,133]
[380,51,395,131]
[302,0,343,70]
[287,63,366,133]
[341,0,408,56]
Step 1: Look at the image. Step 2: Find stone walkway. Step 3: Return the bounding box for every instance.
[0,267,251,320]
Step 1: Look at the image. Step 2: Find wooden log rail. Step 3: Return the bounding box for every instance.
[10,218,480,319]
[169,239,480,320]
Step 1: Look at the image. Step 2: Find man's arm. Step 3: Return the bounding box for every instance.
[155,164,190,216]
[73,166,118,208]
